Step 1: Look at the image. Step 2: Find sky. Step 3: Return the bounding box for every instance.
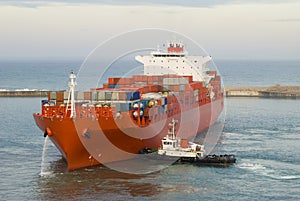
[0,0,299,60]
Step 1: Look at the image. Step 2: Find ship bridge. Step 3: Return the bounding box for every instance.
[135,42,212,83]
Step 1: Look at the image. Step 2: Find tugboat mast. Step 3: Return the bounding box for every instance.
[168,118,178,140]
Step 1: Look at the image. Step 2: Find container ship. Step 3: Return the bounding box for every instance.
[33,42,224,171]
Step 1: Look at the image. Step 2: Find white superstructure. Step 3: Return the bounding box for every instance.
[158,118,205,158]
[135,42,213,83]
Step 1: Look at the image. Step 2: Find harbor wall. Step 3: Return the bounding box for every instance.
[225,85,300,98]
[0,91,48,97]
[0,85,299,98]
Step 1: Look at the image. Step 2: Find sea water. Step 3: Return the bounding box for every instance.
[0,60,299,200]
[0,60,299,90]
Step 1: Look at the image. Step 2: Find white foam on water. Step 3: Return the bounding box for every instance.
[238,162,267,171]
[40,136,53,177]
[238,160,300,181]
[245,128,279,135]
[292,126,300,131]
[223,132,243,137]
[265,173,300,180]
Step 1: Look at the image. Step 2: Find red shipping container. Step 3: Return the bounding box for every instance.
[184,84,193,91]
[193,82,203,90]
[102,83,109,88]
[147,76,152,84]
[133,75,148,82]
[215,75,221,81]
[119,78,133,85]
[209,71,216,76]
[126,78,133,85]
[108,77,120,85]
[139,86,150,94]
[84,91,91,100]
[157,76,164,83]
[142,76,148,82]
[183,75,193,83]
[154,76,160,82]
[163,74,178,79]
[149,85,157,92]
[56,91,64,102]
[173,85,180,92]
[168,85,174,92]
[118,78,125,85]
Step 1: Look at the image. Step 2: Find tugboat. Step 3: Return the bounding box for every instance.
[158,119,236,166]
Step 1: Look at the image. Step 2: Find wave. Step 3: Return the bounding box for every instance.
[238,160,300,180]
[222,132,265,143]
[292,126,300,131]
[244,128,280,135]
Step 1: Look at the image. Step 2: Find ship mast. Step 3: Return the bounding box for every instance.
[66,71,76,118]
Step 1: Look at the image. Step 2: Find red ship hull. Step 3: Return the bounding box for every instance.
[33,98,223,171]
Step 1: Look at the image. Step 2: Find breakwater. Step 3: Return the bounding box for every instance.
[0,85,299,98]
[225,85,300,98]
[0,90,48,97]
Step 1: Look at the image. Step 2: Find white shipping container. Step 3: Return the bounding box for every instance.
[105,92,112,100]
[91,92,98,101]
[163,78,189,85]
[50,91,56,100]
[76,91,84,100]
[112,92,119,100]
[178,78,189,85]
[64,91,69,100]
[98,91,105,100]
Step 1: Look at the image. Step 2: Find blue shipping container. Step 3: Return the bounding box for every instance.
[132,91,140,100]
[108,84,119,88]
[42,100,49,105]
[126,91,140,100]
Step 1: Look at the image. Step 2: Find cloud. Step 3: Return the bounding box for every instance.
[0,1,51,8]
[0,0,298,8]
[269,18,300,22]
